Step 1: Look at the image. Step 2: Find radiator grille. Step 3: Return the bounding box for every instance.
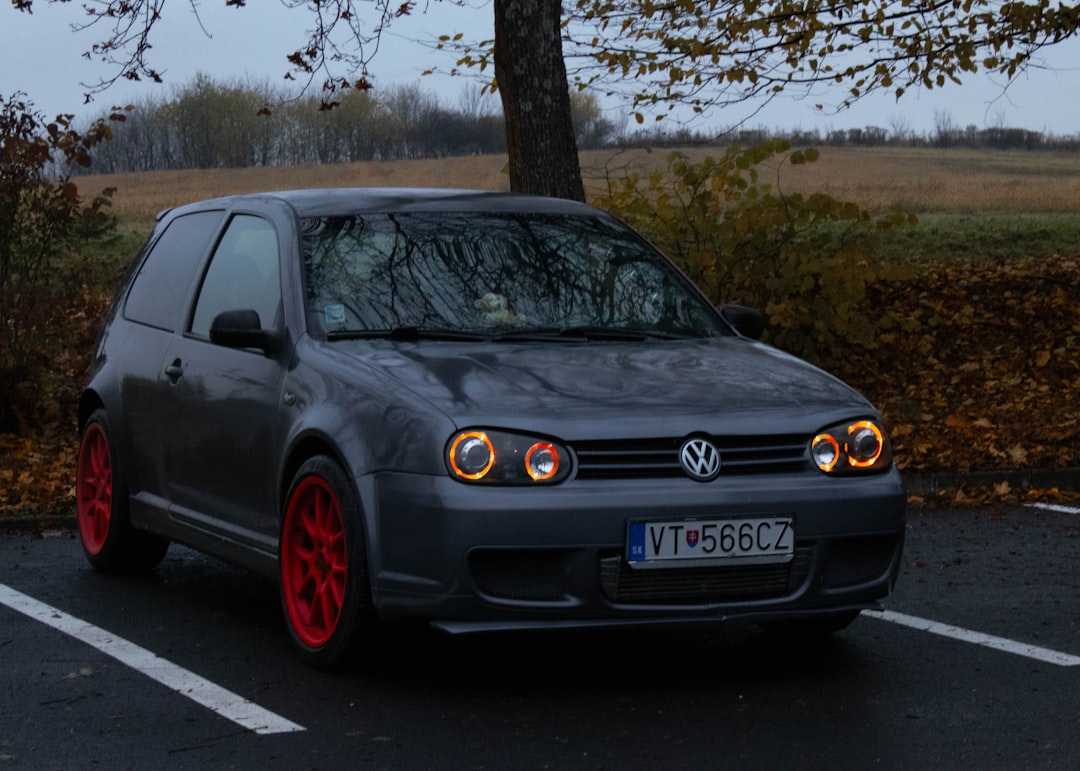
[572,435,809,480]
[599,547,813,604]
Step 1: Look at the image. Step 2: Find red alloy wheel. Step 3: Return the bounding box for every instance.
[76,422,113,556]
[281,475,349,649]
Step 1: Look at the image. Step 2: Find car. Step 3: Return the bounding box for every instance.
[76,187,906,667]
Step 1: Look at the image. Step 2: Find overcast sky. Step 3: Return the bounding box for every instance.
[4,0,1080,137]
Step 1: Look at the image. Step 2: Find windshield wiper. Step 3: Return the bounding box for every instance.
[327,326,490,342]
[492,325,696,342]
[329,325,703,343]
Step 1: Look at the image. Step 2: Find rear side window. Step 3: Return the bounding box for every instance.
[124,210,225,331]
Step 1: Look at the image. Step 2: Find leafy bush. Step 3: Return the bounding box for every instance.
[0,94,118,434]
[593,142,916,368]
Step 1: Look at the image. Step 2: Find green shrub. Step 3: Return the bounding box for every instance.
[593,142,916,368]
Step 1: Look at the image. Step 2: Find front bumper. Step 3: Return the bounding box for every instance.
[360,468,906,632]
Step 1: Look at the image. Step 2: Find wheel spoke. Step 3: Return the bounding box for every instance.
[329,565,346,609]
[299,506,318,544]
[93,501,107,543]
[315,578,335,631]
[313,487,328,537]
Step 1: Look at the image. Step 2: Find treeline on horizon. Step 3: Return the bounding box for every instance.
[81,75,1080,175]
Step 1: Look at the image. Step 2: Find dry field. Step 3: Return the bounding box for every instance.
[82,145,1080,225]
[87,155,516,223]
[734,145,1080,213]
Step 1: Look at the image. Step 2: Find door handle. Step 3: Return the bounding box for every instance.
[164,359,184,383]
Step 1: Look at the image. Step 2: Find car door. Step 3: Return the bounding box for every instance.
[118,209,227,510]
[157,212,288,551]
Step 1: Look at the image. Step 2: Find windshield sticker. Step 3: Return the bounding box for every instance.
[325,304,346,325]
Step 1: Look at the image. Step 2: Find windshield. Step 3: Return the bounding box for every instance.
[300,211,726,340]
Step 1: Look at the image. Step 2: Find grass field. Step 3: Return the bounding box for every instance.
[81,145,1080,264]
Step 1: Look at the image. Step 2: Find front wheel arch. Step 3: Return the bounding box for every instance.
[278,436,346,516]
[279,454,375,668]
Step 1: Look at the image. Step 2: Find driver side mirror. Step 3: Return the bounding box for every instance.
[210,309,283,357]
[719,304,766,340]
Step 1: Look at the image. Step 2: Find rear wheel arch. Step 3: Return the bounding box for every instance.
[76,406,169,573]
[77,390,106,434]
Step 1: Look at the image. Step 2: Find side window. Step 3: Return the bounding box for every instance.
[124,210,225,331]
[190,214,282,338]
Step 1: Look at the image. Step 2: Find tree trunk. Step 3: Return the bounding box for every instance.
[493,0,585,202]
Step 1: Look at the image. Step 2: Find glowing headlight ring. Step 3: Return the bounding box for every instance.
[846,421,884,468]
[812,433,841,473]
[525,442,560,481]
[449,431,496,480]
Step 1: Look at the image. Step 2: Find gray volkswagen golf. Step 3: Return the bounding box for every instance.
[76,188,905,667]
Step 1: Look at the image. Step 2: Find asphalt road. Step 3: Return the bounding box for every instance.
[2,504,1079,769]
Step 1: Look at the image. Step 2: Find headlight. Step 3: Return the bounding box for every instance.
[811,419,892,474]
[447,430,571,484]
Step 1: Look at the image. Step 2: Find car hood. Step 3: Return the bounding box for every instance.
[331,338,875,439]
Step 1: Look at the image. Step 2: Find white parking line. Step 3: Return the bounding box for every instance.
[867,609,1080,667]
[0,583,305,735]
[1025,502,1080,515]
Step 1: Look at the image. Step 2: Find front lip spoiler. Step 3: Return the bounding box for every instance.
[427,601,883,635]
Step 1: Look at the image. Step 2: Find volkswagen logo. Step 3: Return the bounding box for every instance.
[679,437,721,481]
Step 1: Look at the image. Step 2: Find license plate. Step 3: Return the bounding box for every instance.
[627,517,794,568]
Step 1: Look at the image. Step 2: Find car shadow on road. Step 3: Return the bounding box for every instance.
[354,620,869,695]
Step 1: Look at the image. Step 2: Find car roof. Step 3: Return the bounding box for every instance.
[160,188,605,221]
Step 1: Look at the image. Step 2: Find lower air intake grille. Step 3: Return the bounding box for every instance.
[470,550,565,602]
[599,547,813,604]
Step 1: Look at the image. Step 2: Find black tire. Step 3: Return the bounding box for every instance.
[279,455,375,668]
[759,610,862,637]
[75,409,169,573]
